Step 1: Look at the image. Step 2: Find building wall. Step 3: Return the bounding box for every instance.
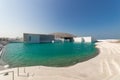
[73,37,83,43]
[24,33,95,43]
[54,38,64,42]
[24,33,54,43]
[83,37,92,43]
[40,35,55,43]
[73,36,94,43]
[24,34,40,43]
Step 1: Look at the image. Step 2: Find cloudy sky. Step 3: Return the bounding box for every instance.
[0,0,120,39]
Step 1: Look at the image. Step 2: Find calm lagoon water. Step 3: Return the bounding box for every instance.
[2,42,98,67]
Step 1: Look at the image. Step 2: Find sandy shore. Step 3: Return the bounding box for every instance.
[1,41,120,80]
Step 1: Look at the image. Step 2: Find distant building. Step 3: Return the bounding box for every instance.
[23,33,96,43]
[24,33,55,43]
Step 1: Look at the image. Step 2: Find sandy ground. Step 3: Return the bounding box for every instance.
[0,41,120,80]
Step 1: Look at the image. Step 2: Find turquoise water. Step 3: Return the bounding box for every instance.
[2,42,98,67]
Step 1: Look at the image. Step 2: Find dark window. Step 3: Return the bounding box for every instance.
[29,36,31,41]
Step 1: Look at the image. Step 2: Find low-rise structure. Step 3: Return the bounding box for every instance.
[83,37,93,43]
[24,33,54,43]
[73,37,83,43]
[23,33,95,43]
[52,32,75,42]
[73,36,95,43]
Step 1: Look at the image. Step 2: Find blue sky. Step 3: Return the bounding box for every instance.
[0,0,120,39]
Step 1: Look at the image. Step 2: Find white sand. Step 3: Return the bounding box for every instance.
[1,41,120,80]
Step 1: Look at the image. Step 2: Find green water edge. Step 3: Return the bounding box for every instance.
[1,42,99,68]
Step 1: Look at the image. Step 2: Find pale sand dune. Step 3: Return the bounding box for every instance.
[1,41,120,80]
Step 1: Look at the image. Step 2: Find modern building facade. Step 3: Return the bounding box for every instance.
[73,36,95,43]
[51,32,75,42]
[23,33,95,43]
[24,33,55,43]
[73,37,84,43]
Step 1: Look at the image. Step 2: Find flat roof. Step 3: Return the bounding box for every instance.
[24,33,54,36]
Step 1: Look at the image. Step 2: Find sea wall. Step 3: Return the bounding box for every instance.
[0,44,8,70]
[0,49,2,57]
[0,44,3,57]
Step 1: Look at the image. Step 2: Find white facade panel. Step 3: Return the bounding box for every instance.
[83,37,92,43]
[73,37,83,43]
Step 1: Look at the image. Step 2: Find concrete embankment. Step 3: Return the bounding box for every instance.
[0,44,8,70]
[0,45,4,70]
[0,48,3,58]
